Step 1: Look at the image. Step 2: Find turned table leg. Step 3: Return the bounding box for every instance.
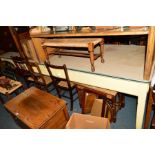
[100,38,104,63]
[88,42,95,72]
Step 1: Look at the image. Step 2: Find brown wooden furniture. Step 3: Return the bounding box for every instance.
[30,27,154,80]
[76,83,125,122]
[45,62,78,111]
[11,56,34,87]
[42,38,104,72]
[27,61,54,92]
[0,27,18,52]
[0,76,23,101]
[144,85,155,128]
[4,87,69,129]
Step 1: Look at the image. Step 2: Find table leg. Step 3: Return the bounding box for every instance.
[100,38,104,63]
[136,92,148,128]
[88,42,95,72]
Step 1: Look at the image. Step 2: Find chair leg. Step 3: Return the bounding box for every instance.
[55,86,61,98]
[0,96,4,104]
[69,90,74,111]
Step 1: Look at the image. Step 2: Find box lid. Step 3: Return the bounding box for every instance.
[5,87,66,128]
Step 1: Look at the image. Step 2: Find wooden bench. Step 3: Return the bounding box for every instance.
[42,38,104,72]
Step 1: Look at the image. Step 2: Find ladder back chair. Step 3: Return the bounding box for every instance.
[27,61,53,92]
[11,56,33,87]
[44,61,78,111]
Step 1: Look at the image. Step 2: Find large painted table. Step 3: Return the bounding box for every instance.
[29,27,155,128]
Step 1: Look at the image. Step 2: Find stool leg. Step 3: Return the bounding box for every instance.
[88,42,95,72]
[111,96,117,122]
[100,38,104,63]
[118,93,125,108]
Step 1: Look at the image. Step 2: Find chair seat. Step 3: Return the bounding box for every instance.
[0,77,22,95]
[58,81,75,88]
[28,75,52,85]
[76,83,117,99]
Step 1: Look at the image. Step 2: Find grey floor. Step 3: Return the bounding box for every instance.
[0,87,138,129]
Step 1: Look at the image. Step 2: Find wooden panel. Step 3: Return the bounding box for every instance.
[40,107,69,129]
[31,28,149,38]
[8,27,24,57]
[144,26,155,80]
[95,26,117,30]
[20,39,39,62]
[31,38,46,63]
[144,86,153,128]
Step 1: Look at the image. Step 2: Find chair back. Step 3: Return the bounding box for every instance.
[27,61,46,85]
[11,56,29,74]
[44,61,72,89]
[0,58,16,79]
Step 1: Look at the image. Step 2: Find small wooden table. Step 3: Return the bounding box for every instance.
[42,38,104,72]
[4,87,69,129]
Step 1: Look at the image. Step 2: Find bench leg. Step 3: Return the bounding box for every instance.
[100,38,104,63]
[88,42,95,72]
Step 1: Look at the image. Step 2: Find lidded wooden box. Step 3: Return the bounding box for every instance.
[5,87,69,129]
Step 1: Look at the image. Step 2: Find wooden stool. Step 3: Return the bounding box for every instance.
[42,38,104,72]
[76,83,125,122]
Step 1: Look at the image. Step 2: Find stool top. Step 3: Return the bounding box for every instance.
[42,38,103,48]
[76,83,117,96]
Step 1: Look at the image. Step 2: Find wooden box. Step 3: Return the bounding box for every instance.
[66,113,110,129]
[4,87,69,129]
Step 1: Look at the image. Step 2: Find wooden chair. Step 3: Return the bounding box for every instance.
[27,61,54,92]
[76,83,125,122]
[11,56,33,87]
[44,61,78,111]
[0,58,17,80]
